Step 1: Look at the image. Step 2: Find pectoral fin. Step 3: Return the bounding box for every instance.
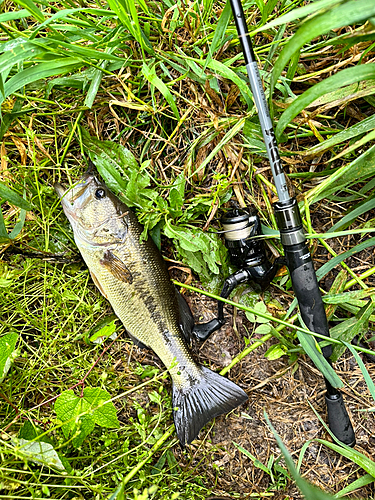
[100,250,133,284]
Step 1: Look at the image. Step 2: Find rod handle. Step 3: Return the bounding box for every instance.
[325,393,355,446]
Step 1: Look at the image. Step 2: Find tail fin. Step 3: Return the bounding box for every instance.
[172,366,248,446]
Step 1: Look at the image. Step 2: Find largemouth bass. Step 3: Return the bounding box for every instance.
[55,168,248,445]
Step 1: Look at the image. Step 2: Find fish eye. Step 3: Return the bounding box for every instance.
[95,188,106,199]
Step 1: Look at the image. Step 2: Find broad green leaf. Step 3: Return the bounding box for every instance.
[168,173,185,217]
[0,183,30,210]
[331,300,374,362]
[276,64,375,140]
[19,421,52,443]
[55,387,119,448]
[245,301,271,324]
[271,0,375,97]
[89,318,117,344]
[54,389,94,447]
[14,439,66,471]
[83,388,119,428]
[164,221,228,288]
[0,333,18,381]
[296,316,343,388]
[264,344,287,360]
[142,62,180,120]
[1,58,82,107]
[81,129,139,194]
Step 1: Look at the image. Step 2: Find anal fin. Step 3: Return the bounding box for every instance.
[128,332,147,350]
[175,288,194,343]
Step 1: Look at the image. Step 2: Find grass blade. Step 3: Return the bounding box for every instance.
[296,315,343,389]
[142,62,180,120]
[8,208,27,240]
[335,474,375,498]
[0,9,31,23]
[306,144,375,206]
[14,0,45,22]
[342,341,375,403]
[316,237,375,281]
[316,439,375,477]
[330,195,375,232]
[253,0,343,33]
[1,58,82,107]
[276,64,375,140]
[0,41,47,76]
[0,206,9,241]
[264,413,340,499]
[233,442,272,474]
[0,183,30,211]
[205,0,231,69]
[29,7,115,38]
[271,0,375,96]
[331,128,375,162]
[304,113,375,157]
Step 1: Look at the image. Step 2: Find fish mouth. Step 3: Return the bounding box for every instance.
[54,173,95,219]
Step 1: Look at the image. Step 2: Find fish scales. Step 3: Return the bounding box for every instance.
[55,168,248,445]
[82,212,200,385]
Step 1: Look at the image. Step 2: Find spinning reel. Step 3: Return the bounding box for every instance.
[193,208,280,341]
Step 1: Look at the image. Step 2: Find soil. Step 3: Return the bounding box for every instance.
[125,220,375,500]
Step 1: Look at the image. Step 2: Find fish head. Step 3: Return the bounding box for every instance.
[55,171,128,247]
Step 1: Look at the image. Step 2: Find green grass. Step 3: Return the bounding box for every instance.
[1,0,375,498]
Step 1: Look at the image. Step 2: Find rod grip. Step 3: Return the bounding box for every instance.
[325,393,356,446]
[285,244,332,359]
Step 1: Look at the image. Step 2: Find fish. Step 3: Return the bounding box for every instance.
[55,168,248,446]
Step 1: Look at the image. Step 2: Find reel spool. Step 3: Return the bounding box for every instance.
[192,208,279,341]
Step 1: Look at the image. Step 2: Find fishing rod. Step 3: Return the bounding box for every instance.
[194,0,355,446]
